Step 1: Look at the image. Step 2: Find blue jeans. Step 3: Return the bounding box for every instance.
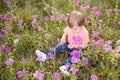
[43,42,82,65]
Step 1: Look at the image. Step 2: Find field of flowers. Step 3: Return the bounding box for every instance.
[0,0,120,80]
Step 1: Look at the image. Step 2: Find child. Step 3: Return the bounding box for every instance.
[35,11,89,75]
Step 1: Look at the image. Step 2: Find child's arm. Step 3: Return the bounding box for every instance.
[60,33,67,44]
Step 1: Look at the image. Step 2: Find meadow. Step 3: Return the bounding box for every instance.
[0,0,120,80]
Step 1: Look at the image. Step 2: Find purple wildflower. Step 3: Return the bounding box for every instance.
[32,15,39,19]
[71,56,80,63]
[118,22,120,26]
[73,0,80,6]
[0,47,3,52]
[92,7,98,11]
[18,18,23,25]
[104,44,112,51]
[0,33,3,38]
[44,16,49,21]
[1,14,9,20]
[69,68,79,75]
[92,39,104,46]
[49,6,55,9]
[80,3,90,11]
[50,15,55,21]
[47,52,53,57]
[38,72,44,79]
[92,31,99,37]
[31,18,38,24]
[44,33,51,38]
[36,56,43,61]
[88,14,92,19]
[70,50,81,58]
[95,11,100,17]
[106,40,112,45]
[37,26,43,31]
[91,74,98,80]
[5,47,11,51]
[54,72,60,79]
[6,58,14,65]
[6,0,12,4]
[14,34,21,38]
[2,26,11,33]
[72,36,81,42]
[83,58,88,66]
[21,55,26,63]
[33,71,44,79]
[16,71,23,78]
[106,9,112,13]
[116,46,120,53]
[117,40,120,45]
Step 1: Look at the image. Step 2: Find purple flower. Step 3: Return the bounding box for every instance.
[60,14,66,20]
[73,0,80,6]
[31,18,38,24]
[117,40,120,45]
[106,40,112,45]
[16,71,23,78]
[5,58,14,65]
[47,52,53,57]
[49,6,55,9]
[50,15,55,21]
[80,3,90,11]
[32,15,39,19]
[72,36,81,42]
[92,31,99,37]
[92,39,104,46]
[0,33,3,38]
[5,47,11,51]
[21,55,26,63]
[54,72,60,79]
[33,71,44,79]
[18,18,23,25]
[36,56,43,61]
[104,44,112,51]
[6,0,12,4]
[116,46,120,53]
[0,47,3,52]
[106,9,112,13]
[88,14,92,19]
[69,68,79,75]
[95,11,100,17]
[92,7,98,11]
[1,44,6,48]
[118,22,120,26]
[91,74,98,80]
[14,34,21,38]
[1,14,9,20]
[44,33,51,38]
[2,26,11,33]
[37,26,43,31]
[70,50,81,58]
[38,72,44,79]
[71,57,80,63]
[83,58,88,66]
[44,16,49,21]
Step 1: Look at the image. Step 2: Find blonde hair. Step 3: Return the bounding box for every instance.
[67,11,85,28]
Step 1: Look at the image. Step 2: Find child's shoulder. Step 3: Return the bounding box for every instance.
[82,26,89,34]
[64,26,71,32]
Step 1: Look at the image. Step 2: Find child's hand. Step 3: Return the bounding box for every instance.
[68,45,74,49]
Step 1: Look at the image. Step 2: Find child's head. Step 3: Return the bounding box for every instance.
[67,11,85,28]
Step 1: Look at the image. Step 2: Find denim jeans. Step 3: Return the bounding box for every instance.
[43,42,82,65]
